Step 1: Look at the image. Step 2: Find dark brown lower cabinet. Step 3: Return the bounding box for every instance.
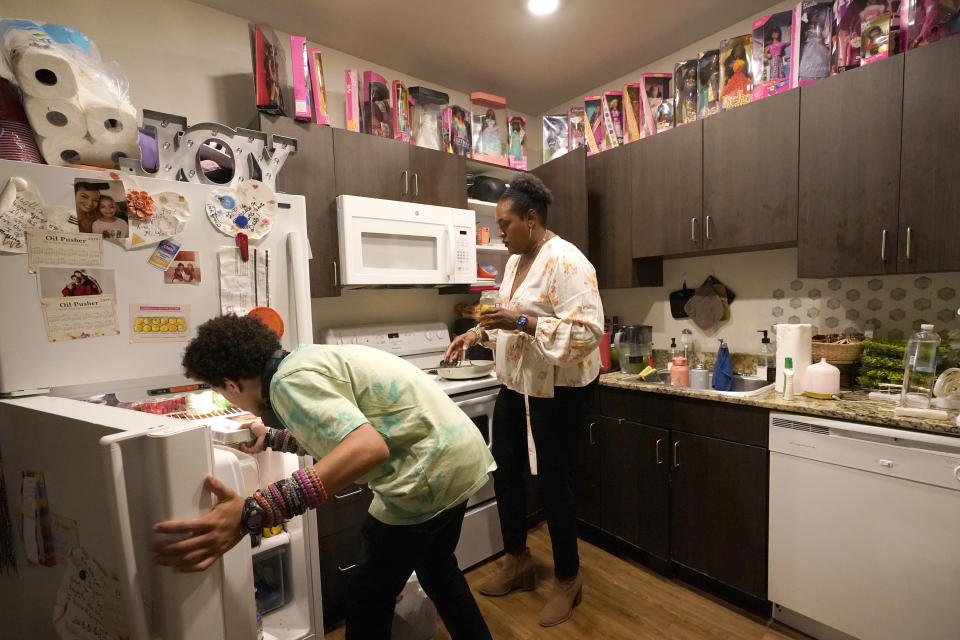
[574,417,602,529]
[317,485,373,631]
[669,431,768,599]
[599,417,669,560]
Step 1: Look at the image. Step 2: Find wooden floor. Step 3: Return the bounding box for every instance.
[325,523,806,640]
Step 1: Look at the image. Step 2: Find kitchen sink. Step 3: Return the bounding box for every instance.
[714,375,775,397]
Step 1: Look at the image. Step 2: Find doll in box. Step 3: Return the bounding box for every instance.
[508,116,526,168]
[675,61,698,125]
[720,36,753,109]
[904,0,960,48]
[478,109,503,156]
[766,27,790,79]
[697,50,721,117]
[797,4,834,83]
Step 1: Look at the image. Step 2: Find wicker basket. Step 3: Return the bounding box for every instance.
[811,339,863,365]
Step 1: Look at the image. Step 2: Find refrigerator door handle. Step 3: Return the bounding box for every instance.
[101,431,152,640]
[287,231,313,345]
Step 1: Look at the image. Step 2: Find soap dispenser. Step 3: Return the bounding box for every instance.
[668,337,678,370]
[757,330,774,383]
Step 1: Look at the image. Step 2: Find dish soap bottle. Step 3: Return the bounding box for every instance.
[782,356,795,400]
[668,337,678,371]
[901,323,940,409]
[757,330,774,383]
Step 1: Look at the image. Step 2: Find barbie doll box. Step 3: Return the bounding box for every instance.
[584,94,604,155]
[674,60,699,125]
[640,73,673,135]
[719,35,754,110]
[568,106,586,151]
[752,12,794,99]
[901,0,960,51]
[697,50,721,118]
[602,91,623,147]
[792,1,835,87]
[470,92,509,165]
[392,81,411,143]
[409,86,448,150]
[622,83,643,142]
[362,71,392,138]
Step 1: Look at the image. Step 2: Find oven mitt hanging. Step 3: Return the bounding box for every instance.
[683,282,725,330]
[669,281,695,319]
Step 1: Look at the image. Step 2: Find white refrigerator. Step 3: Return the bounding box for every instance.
[0,158,323,640]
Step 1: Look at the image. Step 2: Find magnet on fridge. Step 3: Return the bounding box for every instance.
[248,306,284,337]
[236,232,249,262]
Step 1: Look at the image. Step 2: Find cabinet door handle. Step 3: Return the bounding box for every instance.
[691,217,699,243]
[655,438,664,465]
[906,227,912,260]
[337,564,357,573]
[401,170,409,197]
[412,172,419,198]
[672,441,679,468]
[331,260,339,287]
[588,421,597,445]
[705,215,712,241]
[334,487,363,501]
[881,229,887,261]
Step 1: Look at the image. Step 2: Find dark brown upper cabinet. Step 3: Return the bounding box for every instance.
[533,148,588,255]
[409,145,467,209]
[703,90,799,251]
[632,122,704,258]
[898,35,960,274]
[797,54,904,278]
[259,115,340,298]
[586,144,634,287]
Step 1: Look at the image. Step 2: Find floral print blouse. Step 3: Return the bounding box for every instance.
[485,236,604,398]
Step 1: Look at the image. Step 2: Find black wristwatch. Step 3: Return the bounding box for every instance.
[241,497,265,546]
[517,314,529,331]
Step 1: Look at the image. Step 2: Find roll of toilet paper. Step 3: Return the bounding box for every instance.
[80,86,137,145]
[39,134,93,166]
[774,323,813,395]
[23,96,87,138]
[13,45,81,99]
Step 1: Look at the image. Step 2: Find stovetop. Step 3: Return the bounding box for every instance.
[321,322,500,396]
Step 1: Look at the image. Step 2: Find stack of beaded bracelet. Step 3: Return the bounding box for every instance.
[263,428,302,454]
[252,468,328,528]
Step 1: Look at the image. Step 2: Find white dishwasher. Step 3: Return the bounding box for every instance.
[768,412,960,640]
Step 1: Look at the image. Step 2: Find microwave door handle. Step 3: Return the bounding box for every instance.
[447,224,457,282]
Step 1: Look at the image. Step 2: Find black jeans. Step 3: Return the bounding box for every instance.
[345,501,491,640]
[492,381,596,580]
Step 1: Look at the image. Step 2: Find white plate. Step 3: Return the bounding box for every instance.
[437,360,495,380]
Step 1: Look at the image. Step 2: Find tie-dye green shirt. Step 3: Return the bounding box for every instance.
[269,344,496,525]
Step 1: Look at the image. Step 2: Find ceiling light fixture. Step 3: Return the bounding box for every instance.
[527,0,559,16]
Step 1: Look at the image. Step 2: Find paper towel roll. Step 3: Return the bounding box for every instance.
[78,83,137,145]
[24,96,87,138]
[39,135,93,166]
[774,323,813,394]
[13,45,80,99]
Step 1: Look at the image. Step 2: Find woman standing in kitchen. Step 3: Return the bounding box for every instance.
[445,173,604,627]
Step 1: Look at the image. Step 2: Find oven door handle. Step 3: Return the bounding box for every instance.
[455,395,499,412]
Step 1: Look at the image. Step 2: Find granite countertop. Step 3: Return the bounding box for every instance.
[600,372,960,437]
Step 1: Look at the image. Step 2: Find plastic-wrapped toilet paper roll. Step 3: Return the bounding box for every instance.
[774,323,813,395]
[82,140,140,168]
[79,83,137,144]
[23,96,87,138]
[13,46,80,99]
[39,135,92,166]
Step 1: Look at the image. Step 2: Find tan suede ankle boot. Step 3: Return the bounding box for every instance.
[477,548,536,596]
[538,571,583,627]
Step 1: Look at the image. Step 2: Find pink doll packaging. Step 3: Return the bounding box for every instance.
[441,107,453,153]
[450,106,472,157]
[752,12,794,99]
[470,92,508,164]
[674,60,699,125]
[290,36,311,120]
[567,106,586,151]
[861,13,894,63]
[602,91,623,147]
[697,50,721,118]
[792,2,835,87]
[344,69,360,132]
[392,81,410,143]
[362,71,392,138]
[307,48,329,125]
[584,94,604,155]
[640,73,673,135]
[621,83,643,143]
[901,0,960,50]
[507,115,527,169]
[719,35,754,110]
[833,0,868,72]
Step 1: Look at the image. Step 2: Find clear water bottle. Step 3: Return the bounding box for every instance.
[900,324,940,409]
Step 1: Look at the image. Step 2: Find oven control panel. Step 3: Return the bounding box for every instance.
[321,322,451,357]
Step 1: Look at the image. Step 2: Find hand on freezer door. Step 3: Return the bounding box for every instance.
[151,475,245,572]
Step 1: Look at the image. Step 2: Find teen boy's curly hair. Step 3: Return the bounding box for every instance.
[182,315,280,386]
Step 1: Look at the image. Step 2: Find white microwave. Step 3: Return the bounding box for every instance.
[337,195,477,286]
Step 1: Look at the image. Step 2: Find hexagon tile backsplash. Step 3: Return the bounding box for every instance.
[770,275,958,340]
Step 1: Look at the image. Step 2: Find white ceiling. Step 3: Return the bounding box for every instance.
[194,0,776,114]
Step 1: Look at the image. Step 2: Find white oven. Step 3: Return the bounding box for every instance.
[337,195,477,286]
[451,388,498,506]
